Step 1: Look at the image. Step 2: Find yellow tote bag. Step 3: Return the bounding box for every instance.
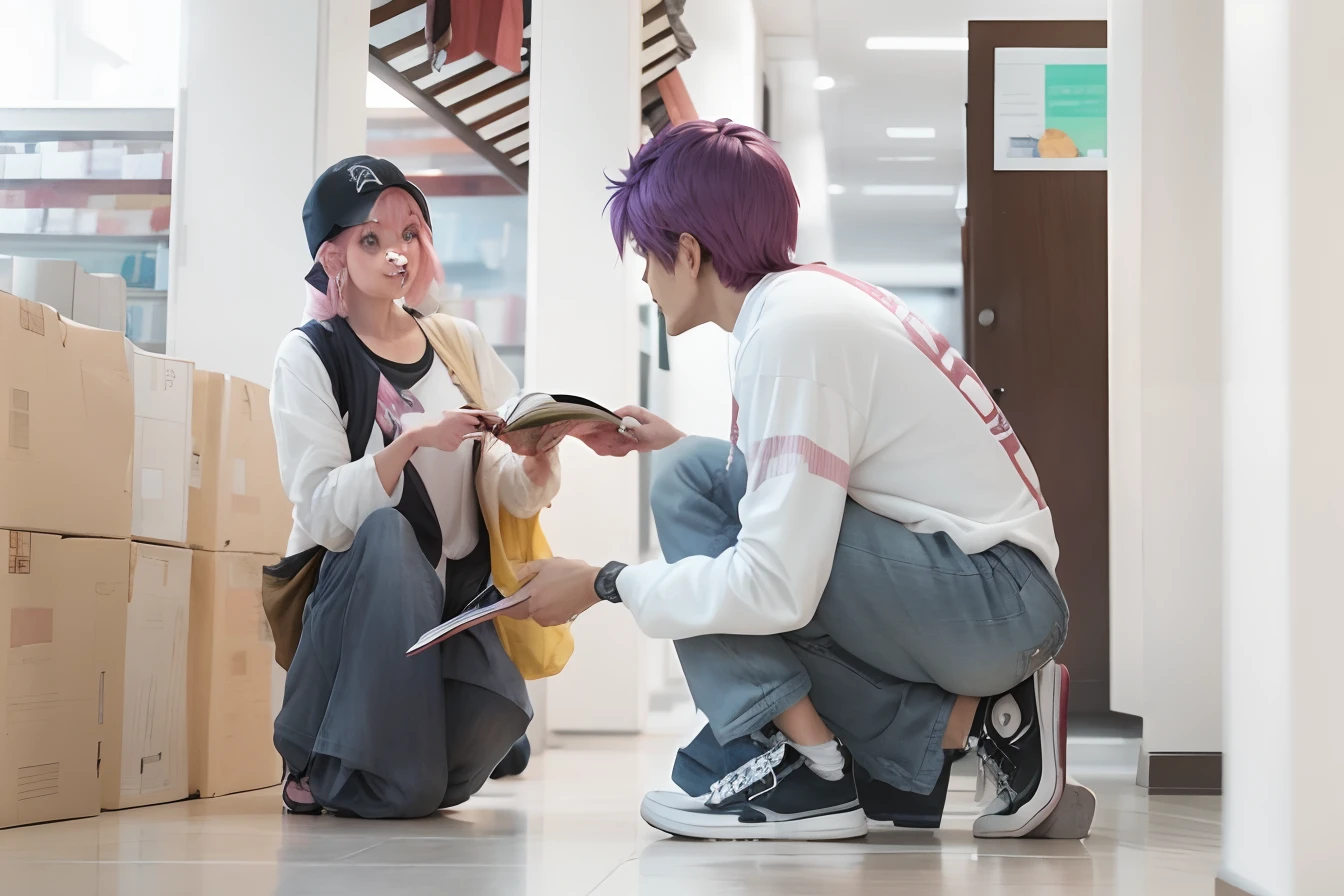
[419,314,575,680]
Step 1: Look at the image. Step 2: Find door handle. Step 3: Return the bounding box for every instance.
[978,309,996,327]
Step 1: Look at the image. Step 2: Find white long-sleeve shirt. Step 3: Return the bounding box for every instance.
[271,316,559,580]
[617,266,1059,639]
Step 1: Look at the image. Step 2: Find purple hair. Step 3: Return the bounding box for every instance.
[606,119,799,292]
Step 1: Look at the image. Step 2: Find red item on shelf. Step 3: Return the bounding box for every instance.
[446,0,525,74]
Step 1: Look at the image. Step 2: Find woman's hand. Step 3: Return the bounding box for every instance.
[409,409,501,453]
[570,405,683,457]
[500,421,578,457]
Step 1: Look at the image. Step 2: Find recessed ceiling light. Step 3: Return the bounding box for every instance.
[878,156,936,162]
[866,37,968,51]
[828,184,846,195]
[813,75,836,91]
[860,184,957,197]
[886,127,936,139]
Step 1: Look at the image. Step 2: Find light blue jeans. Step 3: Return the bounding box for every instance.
[653,437,1068,795]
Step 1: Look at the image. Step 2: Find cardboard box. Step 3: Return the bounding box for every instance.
[40,150,91,179]
[90,145,127,179]
[1,531,130,830]
[94,543,191,810]
[3,154,42,179]
[0,209,44,234]
[188,551,281,798]
[125,343,194,546]
[0,291,133,539]
[188,373,292,555]
[121,153,166,180]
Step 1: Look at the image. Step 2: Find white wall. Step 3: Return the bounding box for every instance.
[0,0,181,107]
[1221,2,1344,892]
[765,36,835,265]
[1106,0,1145,719]
[1107,0,1223,755]
[169,0,368,385]
[1136,0,1224,756]
[527,0,646,733]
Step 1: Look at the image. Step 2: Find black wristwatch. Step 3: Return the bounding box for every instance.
[594,561,627,603]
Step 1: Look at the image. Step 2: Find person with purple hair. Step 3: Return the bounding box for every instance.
[516,119,1071,841]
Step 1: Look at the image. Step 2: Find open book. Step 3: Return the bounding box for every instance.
[406,579,537,657]
[493,392,622,432]
[484,392,626,454]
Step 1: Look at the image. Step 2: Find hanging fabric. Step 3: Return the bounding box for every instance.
[445,0,526,74]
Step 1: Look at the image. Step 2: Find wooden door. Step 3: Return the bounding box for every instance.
[965,20,1110,713]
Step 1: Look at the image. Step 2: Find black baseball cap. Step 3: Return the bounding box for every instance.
[302,155,432,291]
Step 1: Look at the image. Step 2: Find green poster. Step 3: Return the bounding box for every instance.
[1044,64,1107,159]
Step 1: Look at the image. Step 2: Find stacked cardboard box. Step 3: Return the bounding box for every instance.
[125,343,194,546]
[2,289,293,821]
[94,543,193,811]
[186,371,291,798]
[1,532,130,829]
[1,287,203,823]
[1,290,134,828]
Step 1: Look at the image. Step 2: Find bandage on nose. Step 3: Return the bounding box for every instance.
[386,250,408,266]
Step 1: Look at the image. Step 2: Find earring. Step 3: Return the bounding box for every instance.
[337,270,346,301]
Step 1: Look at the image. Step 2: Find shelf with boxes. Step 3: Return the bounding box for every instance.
[0,107,173,354]
[1,286,293,828]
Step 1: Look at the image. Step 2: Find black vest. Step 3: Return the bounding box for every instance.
[299,317,445,568]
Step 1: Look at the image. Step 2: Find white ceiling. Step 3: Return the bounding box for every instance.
[807,0,1107,272]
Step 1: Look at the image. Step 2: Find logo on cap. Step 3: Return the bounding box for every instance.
[348,164,383,192]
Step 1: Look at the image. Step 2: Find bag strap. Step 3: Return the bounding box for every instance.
[418,314,486,409]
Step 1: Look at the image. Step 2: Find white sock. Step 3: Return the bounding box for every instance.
[791,738,845,781]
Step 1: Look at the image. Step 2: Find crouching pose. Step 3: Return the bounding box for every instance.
[519,121,1071,841]
[269,157,561,817]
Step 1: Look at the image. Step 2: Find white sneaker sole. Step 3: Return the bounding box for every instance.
[640,792,869,841]
[973,661,1069,839]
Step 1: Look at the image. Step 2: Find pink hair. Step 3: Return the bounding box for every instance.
[305,187,444,321]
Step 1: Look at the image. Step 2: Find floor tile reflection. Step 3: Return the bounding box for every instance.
[0,731,1220,895]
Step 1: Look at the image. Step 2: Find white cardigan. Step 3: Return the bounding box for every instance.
[270,316,559,576]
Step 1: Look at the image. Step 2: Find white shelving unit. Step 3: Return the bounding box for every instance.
[0,107,174,350]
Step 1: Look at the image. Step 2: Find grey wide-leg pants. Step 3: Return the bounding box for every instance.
[274,508,531,818]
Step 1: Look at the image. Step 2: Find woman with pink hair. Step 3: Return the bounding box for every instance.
[269,157,554,817]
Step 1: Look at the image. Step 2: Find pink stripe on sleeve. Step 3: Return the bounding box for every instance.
[748,435,850,492]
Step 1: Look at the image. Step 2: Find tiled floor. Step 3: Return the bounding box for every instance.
[0,729,1220,895]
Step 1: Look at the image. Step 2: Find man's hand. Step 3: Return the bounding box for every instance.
[506,558,602,626]
[571,405,684,457]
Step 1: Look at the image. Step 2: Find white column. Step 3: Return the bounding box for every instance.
[764,37,835,265]
[526,0,645,732]
[168,0,367,385]
[1106,0,1224,762]
[664,0,760,443]
[1222,1,1344,892]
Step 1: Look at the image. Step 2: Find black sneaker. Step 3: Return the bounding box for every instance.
[972,660,1069,838]
[640,742,868,841]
